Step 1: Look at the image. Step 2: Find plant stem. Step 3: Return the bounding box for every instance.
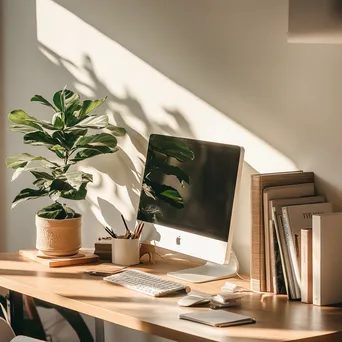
[64,150,69,166]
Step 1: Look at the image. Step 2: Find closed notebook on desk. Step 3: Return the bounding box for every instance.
[179,310,255,327]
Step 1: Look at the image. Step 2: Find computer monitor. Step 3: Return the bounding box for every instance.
[137,134,244,283]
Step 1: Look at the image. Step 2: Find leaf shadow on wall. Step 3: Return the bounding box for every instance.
[38,44,195,240]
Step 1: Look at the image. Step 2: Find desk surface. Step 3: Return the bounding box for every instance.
[0,251,341,342]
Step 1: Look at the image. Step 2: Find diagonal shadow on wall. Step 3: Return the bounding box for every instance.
[37,44,196,233]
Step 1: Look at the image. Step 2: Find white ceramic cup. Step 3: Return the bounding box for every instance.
[111,237,140,266]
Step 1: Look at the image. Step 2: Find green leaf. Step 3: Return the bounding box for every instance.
[37,202,77,219]
[49,190,61,202]
[148,182,184,209]
[153,164,190,185]
[57,171,93,189]
[52,112,64,129]
[64,205,77,218]
[31,171,54,180]
[79,97,106,117]
[53,89,65,112]
[32,171,54,190]
[31,95,56,111]
[8,110,43,131]
[33,178,53,189]
[11,166,43,182]
[76,114,108,129]
[9,125,39,133]
[11,188,49,209]
[6,153,58,169]
[64,90,80,109]
[39,121,57,130]
[75,133,117,148]
[63,90,82,127]
[23,131,58,147]
[50,179,75,192]
[49,144,66,159]
[150,135,195,162]
[52,130,87,150]
[71,146,116,162]
[59,182,88,200]
[65,102,82,127]
[105,124,126,137]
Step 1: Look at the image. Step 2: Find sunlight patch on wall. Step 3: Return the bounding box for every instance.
[36,0,296,169]
[36,0,297,227]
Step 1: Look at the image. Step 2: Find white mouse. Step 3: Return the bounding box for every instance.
[177,295,210,307]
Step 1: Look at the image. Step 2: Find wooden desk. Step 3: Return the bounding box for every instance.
[0,252,341,342]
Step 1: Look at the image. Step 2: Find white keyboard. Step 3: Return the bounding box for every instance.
[104,269,190,297]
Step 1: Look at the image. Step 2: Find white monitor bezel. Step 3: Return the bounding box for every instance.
[139,141,244,265]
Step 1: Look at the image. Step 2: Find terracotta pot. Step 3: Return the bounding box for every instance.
[35,215,82,257]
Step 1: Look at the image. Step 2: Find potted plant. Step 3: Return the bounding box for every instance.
[6,88,126,256]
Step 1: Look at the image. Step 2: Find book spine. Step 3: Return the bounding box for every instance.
[276,213,296,299]
[250,175,266,292]
[273,212,289,296]
[282,207,301,299]
[265,212,272,292]
[301,229,313,303]
[269,220,277,293]
[312,216,322,305]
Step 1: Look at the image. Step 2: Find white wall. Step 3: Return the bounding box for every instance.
[2,0,342,341]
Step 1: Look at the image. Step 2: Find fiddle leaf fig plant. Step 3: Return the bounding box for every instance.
[6,88,126,219]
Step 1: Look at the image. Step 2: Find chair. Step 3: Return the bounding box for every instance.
[0,317,15,342]
[0,317,44,342]
[2,294,93,341]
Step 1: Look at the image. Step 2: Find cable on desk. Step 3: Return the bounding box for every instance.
[235,271,250,282]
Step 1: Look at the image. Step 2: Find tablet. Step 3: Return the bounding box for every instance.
[179,310,255,327]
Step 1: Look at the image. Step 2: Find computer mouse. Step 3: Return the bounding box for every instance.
[177,295,210,307]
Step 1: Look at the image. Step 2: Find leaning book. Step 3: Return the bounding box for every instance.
[282,202,332,298]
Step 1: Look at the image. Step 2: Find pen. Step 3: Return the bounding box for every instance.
[105,226,117,238]
[121,214,132,239]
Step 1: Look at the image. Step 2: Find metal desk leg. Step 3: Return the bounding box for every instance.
[95,318,105,342]
[9,291,24,336]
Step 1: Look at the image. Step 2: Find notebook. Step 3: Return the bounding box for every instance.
[179,310,256,327]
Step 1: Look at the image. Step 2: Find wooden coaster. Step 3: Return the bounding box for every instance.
[37,251,85,259]
[19,249,99,268]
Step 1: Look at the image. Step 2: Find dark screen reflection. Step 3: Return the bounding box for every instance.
[138,135,242,242]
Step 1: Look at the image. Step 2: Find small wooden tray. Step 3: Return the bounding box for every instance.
[19,249,99,268]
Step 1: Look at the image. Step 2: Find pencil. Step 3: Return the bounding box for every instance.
[121,214,130,232]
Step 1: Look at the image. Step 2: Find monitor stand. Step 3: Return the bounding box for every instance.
[167,251,239,283]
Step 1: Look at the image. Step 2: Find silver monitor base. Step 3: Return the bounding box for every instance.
[167,252,239,283]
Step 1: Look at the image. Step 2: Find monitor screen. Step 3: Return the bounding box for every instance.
[137,134,242,242]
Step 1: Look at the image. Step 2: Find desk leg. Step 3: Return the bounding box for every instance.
[9,291,24,336]
[95,318,105,342]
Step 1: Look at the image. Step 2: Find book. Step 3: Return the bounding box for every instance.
[301,229,313,304]
[282,202,332,297]
[270,195,325,297]
[312,212,342,305]
[269,220,287,295]
[179,310,255,327]
[250,171,314,292]
[263,183,315,292]
[94,240,112,260]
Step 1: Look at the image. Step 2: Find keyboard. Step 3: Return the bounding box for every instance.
[103,269,190,297]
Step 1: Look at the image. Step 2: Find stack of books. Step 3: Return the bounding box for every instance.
[94,239,112,260]
[250,170,332,300]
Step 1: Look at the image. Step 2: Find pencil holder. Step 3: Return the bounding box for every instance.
[111,237,140,266]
